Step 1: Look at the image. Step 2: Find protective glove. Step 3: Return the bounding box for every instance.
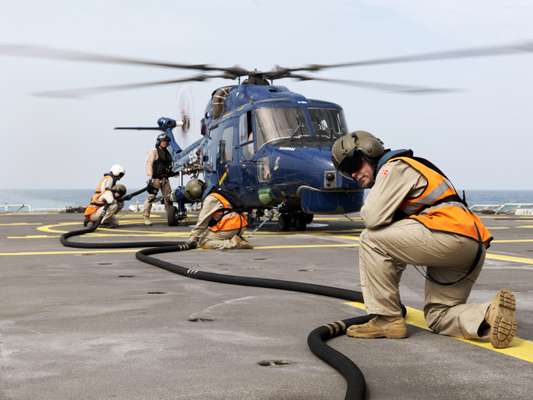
[177,239,196,251]
[122,193,132,201]
[186,238,198,249]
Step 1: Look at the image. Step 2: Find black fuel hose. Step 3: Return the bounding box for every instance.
[61,223,406,400]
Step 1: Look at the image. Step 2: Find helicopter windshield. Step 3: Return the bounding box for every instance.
[309,108,347,140]
[255,108,309,148]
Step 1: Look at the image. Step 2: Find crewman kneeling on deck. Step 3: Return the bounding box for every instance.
[83,164,126,228]
[84,184,127,228]
[185,180,252,250]
[331,131,517,348]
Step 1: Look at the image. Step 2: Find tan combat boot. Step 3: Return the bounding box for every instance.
[144,217,152,226]
[235,236,254,249]
[229,235,254,249]
[485,288,517,349]
[346,316,408,339]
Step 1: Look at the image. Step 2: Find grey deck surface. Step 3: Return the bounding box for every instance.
[1,212,532,400]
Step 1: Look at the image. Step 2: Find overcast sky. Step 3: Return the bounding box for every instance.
[1,0,532,190]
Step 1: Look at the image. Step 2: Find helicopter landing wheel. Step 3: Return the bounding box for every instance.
[294,213,308,231]
[278,213,292,231]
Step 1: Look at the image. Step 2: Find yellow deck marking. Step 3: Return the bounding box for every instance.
[0,243,359,256]
[0,249,139,256]
[346,302,533,363]
[492,238,533,243]
[0,222,43,226]
[255,243,357,250]
[37,220,164,234]
[485,253,533,265]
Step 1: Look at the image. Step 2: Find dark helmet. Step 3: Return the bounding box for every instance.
[111,184,127,197]
[184,179,205,201]
[331,131,385,178]
[156,133,171,146]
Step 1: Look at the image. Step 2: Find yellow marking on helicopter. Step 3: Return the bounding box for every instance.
[346,302,533,363]
[218,170,228,186]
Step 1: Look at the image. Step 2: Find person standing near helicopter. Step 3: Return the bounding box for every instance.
[143,133,174,226]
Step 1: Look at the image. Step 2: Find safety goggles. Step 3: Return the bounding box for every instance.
[337,151,363,179]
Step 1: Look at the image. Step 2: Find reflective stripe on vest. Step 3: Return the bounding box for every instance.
[390,156,492,243]
[208,192,248,232]
[95,176,113,195]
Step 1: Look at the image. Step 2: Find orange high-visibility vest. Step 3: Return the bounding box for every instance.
[83,193,106,218]
[84,176,112,219]
[389,157,492,243]
[208,192,248,232]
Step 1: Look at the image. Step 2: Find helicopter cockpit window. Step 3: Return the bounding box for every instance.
[239,112,254,160]
[222,126,234,162]
[255,107,309,148]
[308,108,347,140]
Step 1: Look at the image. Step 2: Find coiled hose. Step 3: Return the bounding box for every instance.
[61,222,406,400]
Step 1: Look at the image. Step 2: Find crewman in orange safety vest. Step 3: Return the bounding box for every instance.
[331,131,517,349]
[83,164,126,228]
[186,183,252,250]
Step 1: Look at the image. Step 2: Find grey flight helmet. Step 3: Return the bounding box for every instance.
[331,130,385,178]
[184,178,205,201]
[112,184,127,197]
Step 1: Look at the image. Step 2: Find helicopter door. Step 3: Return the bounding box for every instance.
[216,120,238,189]
[238,112,258,196]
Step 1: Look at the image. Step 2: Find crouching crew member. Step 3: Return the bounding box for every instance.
[186,181,252,250]
[84,164,127,228]
[331,131,517,349]
[144,133,174,226]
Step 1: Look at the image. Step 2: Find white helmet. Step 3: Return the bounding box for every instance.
[110,164,126,178]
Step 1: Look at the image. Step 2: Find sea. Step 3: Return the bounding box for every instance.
[1,189,533,211]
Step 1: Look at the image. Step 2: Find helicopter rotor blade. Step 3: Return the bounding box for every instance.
[31,74,226,98]
[287,73,459,94]
[114,127,162,131]
[0,44,252,76]
[280,40,533,74]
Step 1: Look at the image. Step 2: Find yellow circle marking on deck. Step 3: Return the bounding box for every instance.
[37,220,164,234]
[0,222,43,226]
[346,301,533,363]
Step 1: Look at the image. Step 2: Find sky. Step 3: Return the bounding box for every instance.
[1,0,532,190]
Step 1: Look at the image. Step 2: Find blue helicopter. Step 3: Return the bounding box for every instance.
[117,83,364,230]
[5,42,532,228]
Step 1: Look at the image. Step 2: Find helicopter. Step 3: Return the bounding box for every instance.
[3,41,533,229]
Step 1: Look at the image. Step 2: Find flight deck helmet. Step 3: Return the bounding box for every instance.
[331,131,385,178]
[184,178,205,201]
[111,184,127,197]
[110,164,126,179]
[156,133,171,146]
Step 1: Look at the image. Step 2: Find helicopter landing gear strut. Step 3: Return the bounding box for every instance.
[278,211,313,231]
